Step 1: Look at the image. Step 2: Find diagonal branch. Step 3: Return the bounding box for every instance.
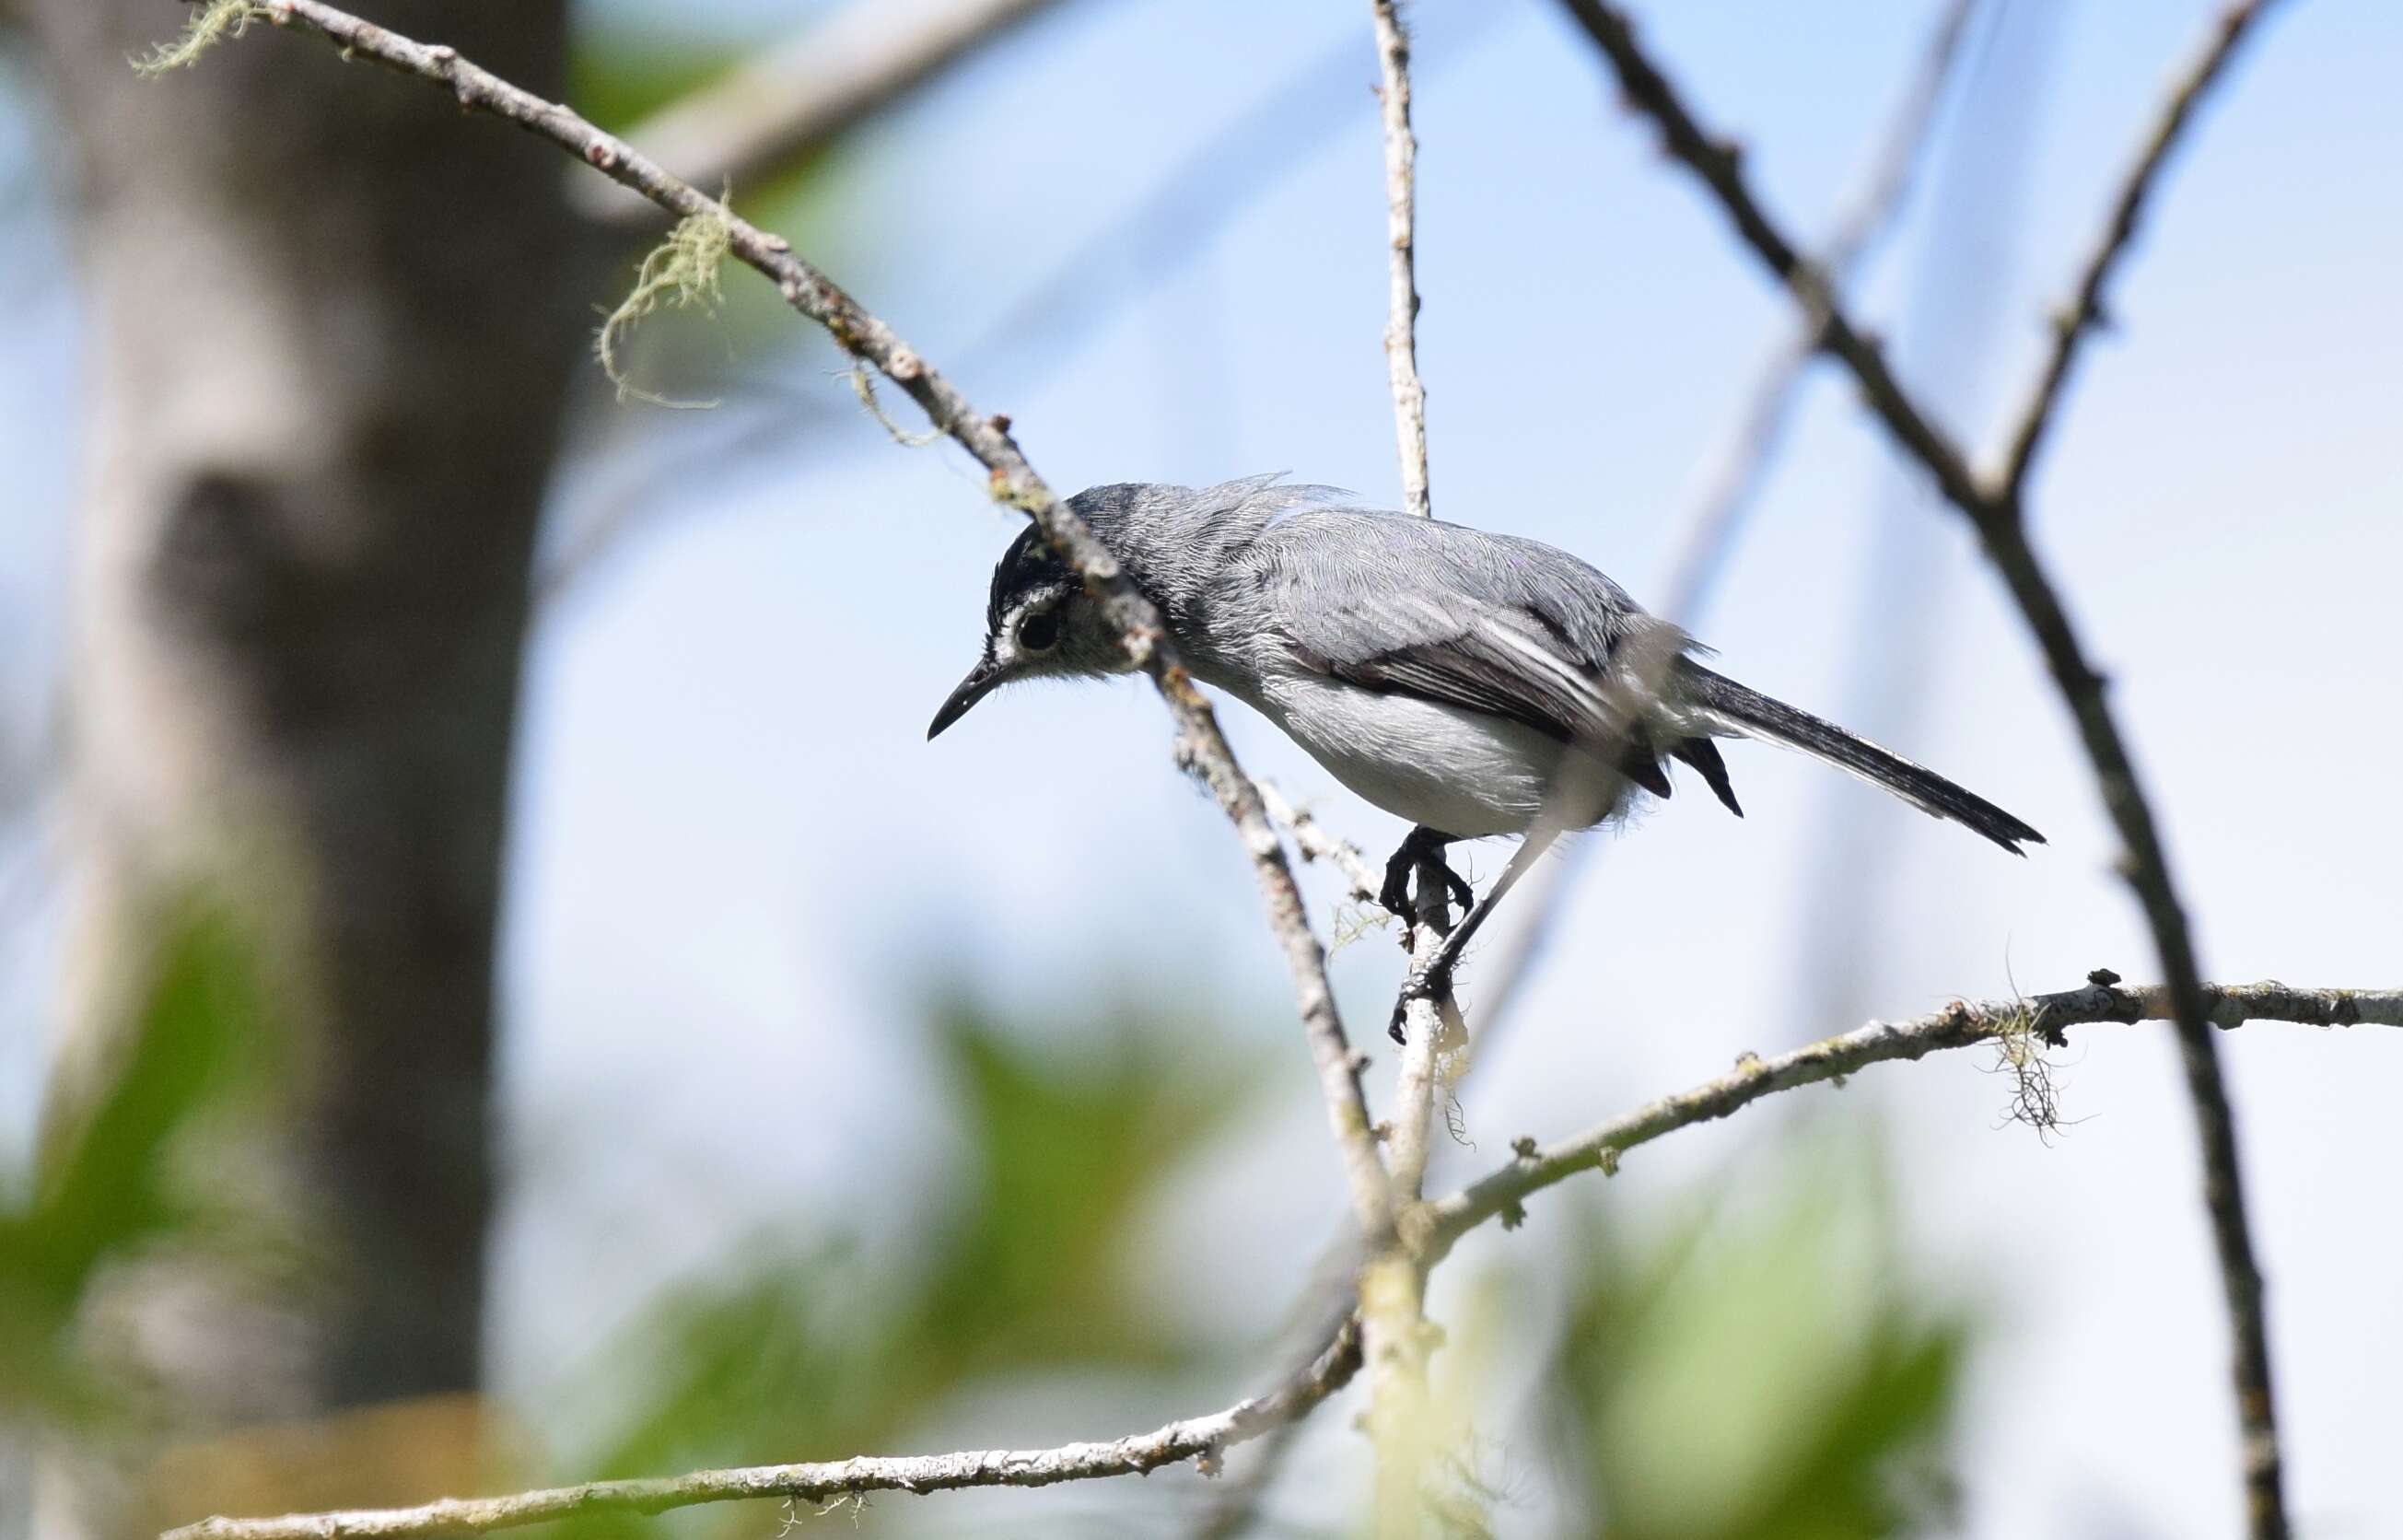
[216,0,1394,1239]
[1554,6,2295,1533]
[574,0,1072,228]
[1993,0,2287,499]
[164,1319,1364,1540]
[1424,980,2403,1266]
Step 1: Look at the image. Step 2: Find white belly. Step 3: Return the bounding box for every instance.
[1250,672,1563,838]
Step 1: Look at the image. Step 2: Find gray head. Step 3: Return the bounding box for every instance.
[926,519,1137,739]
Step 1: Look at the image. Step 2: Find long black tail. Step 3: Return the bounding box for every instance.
[1676,661,2045,856]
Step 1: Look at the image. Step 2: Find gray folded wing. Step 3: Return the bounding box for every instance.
[1236,508,1714,804]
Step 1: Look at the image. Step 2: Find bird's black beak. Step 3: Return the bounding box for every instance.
[927,654,1003,740]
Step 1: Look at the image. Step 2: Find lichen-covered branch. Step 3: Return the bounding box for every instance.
[1554,6,2294,1532]
[1425,980,2402,1266]
[206,0,1394,1238]
[164,1320,1364,1540]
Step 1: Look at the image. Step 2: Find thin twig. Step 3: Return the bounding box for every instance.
[1464,0,1982,1088]
[1424,979,2402,1266]
[573,0,1071,227]
[1365,6,1446,1524]
[1653,0,1980,624]
[1993,0,2287,499]
[1555,5,2294,1532]
[166,1320,1365,1540]
[1371,0,1432,521]
[1556,0,1984,514]
[540,6,1512,605]
[219,0,1394,1239]
[1258,781,1382,910]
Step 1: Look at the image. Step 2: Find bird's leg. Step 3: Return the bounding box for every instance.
[1379,825,1472,917]
[1387,824,1562,1042]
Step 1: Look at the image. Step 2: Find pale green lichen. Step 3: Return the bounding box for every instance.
[847,365,941,448]
[1329,902,1396,953]
[595,205,732,410]
[134,0,271,76]
[1990,1000,2066,1138]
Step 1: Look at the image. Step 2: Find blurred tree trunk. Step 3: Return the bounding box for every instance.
[17,5,580,1534]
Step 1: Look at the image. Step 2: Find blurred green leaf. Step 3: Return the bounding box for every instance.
[1549,1131,1973,1540]
[547,985,1269,1537]
[911,987,1263,1376]
[0,904,278,1422]
[569,30,742,136]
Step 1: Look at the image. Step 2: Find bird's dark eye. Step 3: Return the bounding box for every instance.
[1018,609,1060,652]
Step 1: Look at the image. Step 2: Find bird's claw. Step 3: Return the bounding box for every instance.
[1387,961,1457,1044]
[1379,843,1476,920]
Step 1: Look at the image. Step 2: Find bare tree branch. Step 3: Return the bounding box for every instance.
[1369,0,1449,1201]
[1371,0,1432,522]
[1554,5,2294,1531]
[1365,6,1450,1523]
[1461,0,1983,1093]
[147,8,2340,1540]
[1425,979,2403,1266]
[164,1320,1364,1540]
[573,0,1073,227]
[1993,0,2285,499]
[1258,781,1384,911]
[216,0,1395,1240]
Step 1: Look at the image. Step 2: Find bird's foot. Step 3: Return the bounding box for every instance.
[1379,828,1475,918]
[1388,956,1459,1044]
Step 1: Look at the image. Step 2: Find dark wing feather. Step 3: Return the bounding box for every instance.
[1330,618,1587,743]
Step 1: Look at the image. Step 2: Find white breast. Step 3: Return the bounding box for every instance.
[1248,672,1561,838]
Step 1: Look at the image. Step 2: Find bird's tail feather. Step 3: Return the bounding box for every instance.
[1676,661,2044,855]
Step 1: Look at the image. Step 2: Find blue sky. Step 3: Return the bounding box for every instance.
[5,1,2399,1534]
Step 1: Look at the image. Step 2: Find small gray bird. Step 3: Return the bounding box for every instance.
[930,476,2040,1029]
